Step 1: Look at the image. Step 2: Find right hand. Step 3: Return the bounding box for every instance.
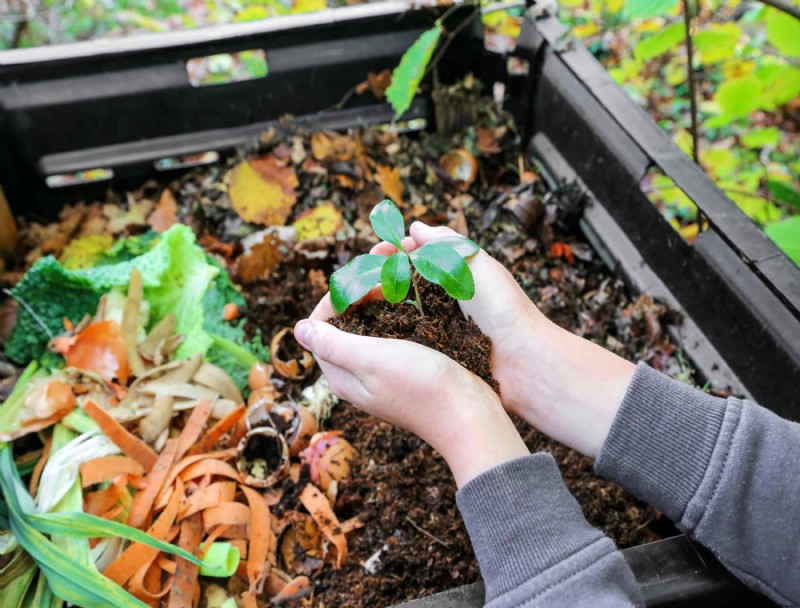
[372,222,637,458]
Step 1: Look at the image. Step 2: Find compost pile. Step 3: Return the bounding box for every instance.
[0,82,692,607]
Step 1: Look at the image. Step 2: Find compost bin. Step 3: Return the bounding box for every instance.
[0,2,797,607]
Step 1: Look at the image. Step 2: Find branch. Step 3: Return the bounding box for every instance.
[681,0,699,164]
[757,0,800,21]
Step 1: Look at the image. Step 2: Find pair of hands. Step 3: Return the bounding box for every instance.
[294,222,635,486]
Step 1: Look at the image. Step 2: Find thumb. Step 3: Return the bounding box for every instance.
[294,320,375,373]
[409,221,462,246]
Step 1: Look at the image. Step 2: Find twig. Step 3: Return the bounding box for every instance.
[681,0,699,164]
[757,0,800,21]
[2,288,54,339]
[405,516,449,547]
[424,6,482,81]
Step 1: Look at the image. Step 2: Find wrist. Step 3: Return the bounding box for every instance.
[433,377,529,487]
[510,321,636,458]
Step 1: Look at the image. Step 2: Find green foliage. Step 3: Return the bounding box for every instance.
[765,217,800,265]
[386,25,443,118]
[693,23,740,63]
[741,127,780,149]
[380,253,412,304]
[767,180,800,210]
[329,200,479,314]
[717,76,762,120]
[634,22,684,60]
[625,0,677,19]
[765,9,800,57]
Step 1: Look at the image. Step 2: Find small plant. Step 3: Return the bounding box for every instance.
[329,200,479,315]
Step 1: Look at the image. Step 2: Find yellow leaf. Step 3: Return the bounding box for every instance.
[59,233,114,270]
[293,203,344,241]
[228,157,298,226]
[574,23,599,38]
[291,0,326,14]
[722,59,755,80]
[633,19,662,34]
[375,165,406,207]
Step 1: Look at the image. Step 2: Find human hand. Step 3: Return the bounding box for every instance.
[293,318,529,487]
[371,222,636,459]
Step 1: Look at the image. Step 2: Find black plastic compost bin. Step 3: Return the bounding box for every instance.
[0,3,796,606]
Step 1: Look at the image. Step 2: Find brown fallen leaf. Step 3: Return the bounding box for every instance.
[148,189,179,233]
[374,165,405,207]
[228,156,298,226]
[237,231,283,284]
[476,127,504,154]
[104,197,154,234]
[311,131,357,162]
[366,69,392,99]
[448,195,471,236]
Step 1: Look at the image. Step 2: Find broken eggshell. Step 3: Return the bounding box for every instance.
[300,431,354,492]
[247,401,318,458]
[279,512,324,574]
[439,148,478,188]
[236,427,290,488]
[270,328,314,380]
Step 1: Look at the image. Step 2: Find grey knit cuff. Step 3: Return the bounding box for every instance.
[595,362,727,522]
[456,453,606,602]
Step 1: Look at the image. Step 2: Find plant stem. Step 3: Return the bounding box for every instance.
[410,270,425,317]
[681,0,700,165]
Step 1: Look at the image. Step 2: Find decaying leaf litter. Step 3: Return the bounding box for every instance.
[0,81,695,607]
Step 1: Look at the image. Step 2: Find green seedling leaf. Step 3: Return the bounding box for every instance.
[765,217,800,266]
[330,254,385,314]
[386,25,443,118]
[370,199,406,249]
[428,236,480,258]
[634,23,685,61]
[380,253,411,303]
[625,0,677,19]
[410,243,475,300]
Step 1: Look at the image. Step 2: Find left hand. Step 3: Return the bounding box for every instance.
[294,315,529,487]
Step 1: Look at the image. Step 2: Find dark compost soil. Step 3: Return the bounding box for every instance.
[328,280,498,393]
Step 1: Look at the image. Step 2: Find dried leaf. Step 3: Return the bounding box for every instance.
[374,165,406,207]
[237,232,283,283]
[476,127,503,154]
[104,198,154,234]
[148,190,179,233]
[228,157,298,226]
[311,131,356,162]
[293,203,343,241]
[366,69,392,99]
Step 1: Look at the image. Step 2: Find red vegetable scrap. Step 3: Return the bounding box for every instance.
[53,319,132,385]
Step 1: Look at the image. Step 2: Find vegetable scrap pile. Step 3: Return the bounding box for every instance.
[0,225,358,607]
[1,80,693,606]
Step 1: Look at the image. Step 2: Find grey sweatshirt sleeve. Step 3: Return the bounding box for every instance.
[456,453,643,607]
[596,362,800,607]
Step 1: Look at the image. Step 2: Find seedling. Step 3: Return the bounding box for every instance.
[329,199,479,315]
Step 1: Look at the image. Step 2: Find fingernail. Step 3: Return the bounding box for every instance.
[294,320,313,349]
